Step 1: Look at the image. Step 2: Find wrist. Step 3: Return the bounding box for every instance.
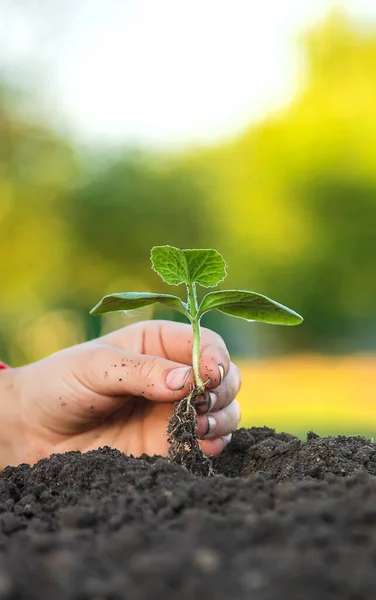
[0,367,22,469]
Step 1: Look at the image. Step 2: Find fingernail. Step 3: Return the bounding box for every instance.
[205,415,217,438]
[218,364,224,384]
[195,391,217,415]
[208,392,217,412]
[166,366,191,391]
[222,433,232,447]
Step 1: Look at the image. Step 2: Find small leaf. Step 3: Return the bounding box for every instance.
[151,245,227,287]
[198,290,303,325]
[90,292,189,317]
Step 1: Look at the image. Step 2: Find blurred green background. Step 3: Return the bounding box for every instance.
[1,2,375,437]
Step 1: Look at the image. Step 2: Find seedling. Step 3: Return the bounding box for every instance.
[90,246,303,474]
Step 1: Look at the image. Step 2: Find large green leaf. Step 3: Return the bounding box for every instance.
[90,292,189,317]
[198,290,303,325]
[151,245,227,287]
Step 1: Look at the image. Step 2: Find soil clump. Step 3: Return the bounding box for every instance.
[1,427,376,599]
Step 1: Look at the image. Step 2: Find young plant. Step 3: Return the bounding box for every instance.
[90,245,303,474]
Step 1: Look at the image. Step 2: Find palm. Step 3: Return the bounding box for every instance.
[57,398,172,457]
[21,362,173,461]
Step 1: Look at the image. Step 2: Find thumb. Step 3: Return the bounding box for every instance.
[81,344,195,404]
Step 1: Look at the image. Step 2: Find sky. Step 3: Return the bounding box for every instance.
[2,0,376,149]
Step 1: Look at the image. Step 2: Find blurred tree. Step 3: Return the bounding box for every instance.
[196,9,376,352]
[3,8,376,363]
[0,85,215,363]
[0,84,79,364]
[61,152,214,340]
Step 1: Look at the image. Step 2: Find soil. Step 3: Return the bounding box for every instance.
[1,426,376,600]
[167,390,214,476]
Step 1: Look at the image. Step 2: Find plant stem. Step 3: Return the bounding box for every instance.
[191,317,205,391]
[187,282,205,391]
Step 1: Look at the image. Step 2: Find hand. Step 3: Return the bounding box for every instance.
[0,320,241,469]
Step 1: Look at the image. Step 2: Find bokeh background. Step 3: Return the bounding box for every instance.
[1,0,375,439]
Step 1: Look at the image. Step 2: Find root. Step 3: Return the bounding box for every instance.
[167,387,215,477]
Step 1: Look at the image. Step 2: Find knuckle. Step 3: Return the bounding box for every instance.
[234,401,242,423]
[87,344,108,368]
[201,327,225,348]
[137,357,160,381]
[228,399,241,425]
[231,362,242,390]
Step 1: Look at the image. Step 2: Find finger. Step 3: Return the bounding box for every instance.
[198,342,230,390]
[81,344,198,405]
[196,399,241,440]
[98,321,231,386]
[200,435,233,457]
[195,362,241,415]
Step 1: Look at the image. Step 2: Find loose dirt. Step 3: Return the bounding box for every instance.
[1,426,376,599]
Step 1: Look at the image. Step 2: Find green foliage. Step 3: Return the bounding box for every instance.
[91,246,303,390]
[90,292,189,318]
[0,85,79,364]
[192,10,376,351]
[64,156,214,300]
[151,246,227,287]
[3,10,376,365]
[92,245,302,327]
[198,291,303,325]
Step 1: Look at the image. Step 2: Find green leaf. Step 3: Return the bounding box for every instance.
[90,292,189,317]
[151,245,227,287]
[198,290,303,325]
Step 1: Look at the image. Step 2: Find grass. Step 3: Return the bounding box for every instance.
[237,353,376,441]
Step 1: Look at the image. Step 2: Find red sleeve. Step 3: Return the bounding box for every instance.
[0,362,8,370]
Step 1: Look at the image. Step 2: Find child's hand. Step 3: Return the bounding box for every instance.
[0,321,241,468]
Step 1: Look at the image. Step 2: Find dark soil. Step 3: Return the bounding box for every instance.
[1,427,376,600]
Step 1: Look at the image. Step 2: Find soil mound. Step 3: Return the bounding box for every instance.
[214,426,376,480]
[1,427,376,600]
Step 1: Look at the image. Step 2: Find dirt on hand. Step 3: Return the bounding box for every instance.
[1,427,376,599]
